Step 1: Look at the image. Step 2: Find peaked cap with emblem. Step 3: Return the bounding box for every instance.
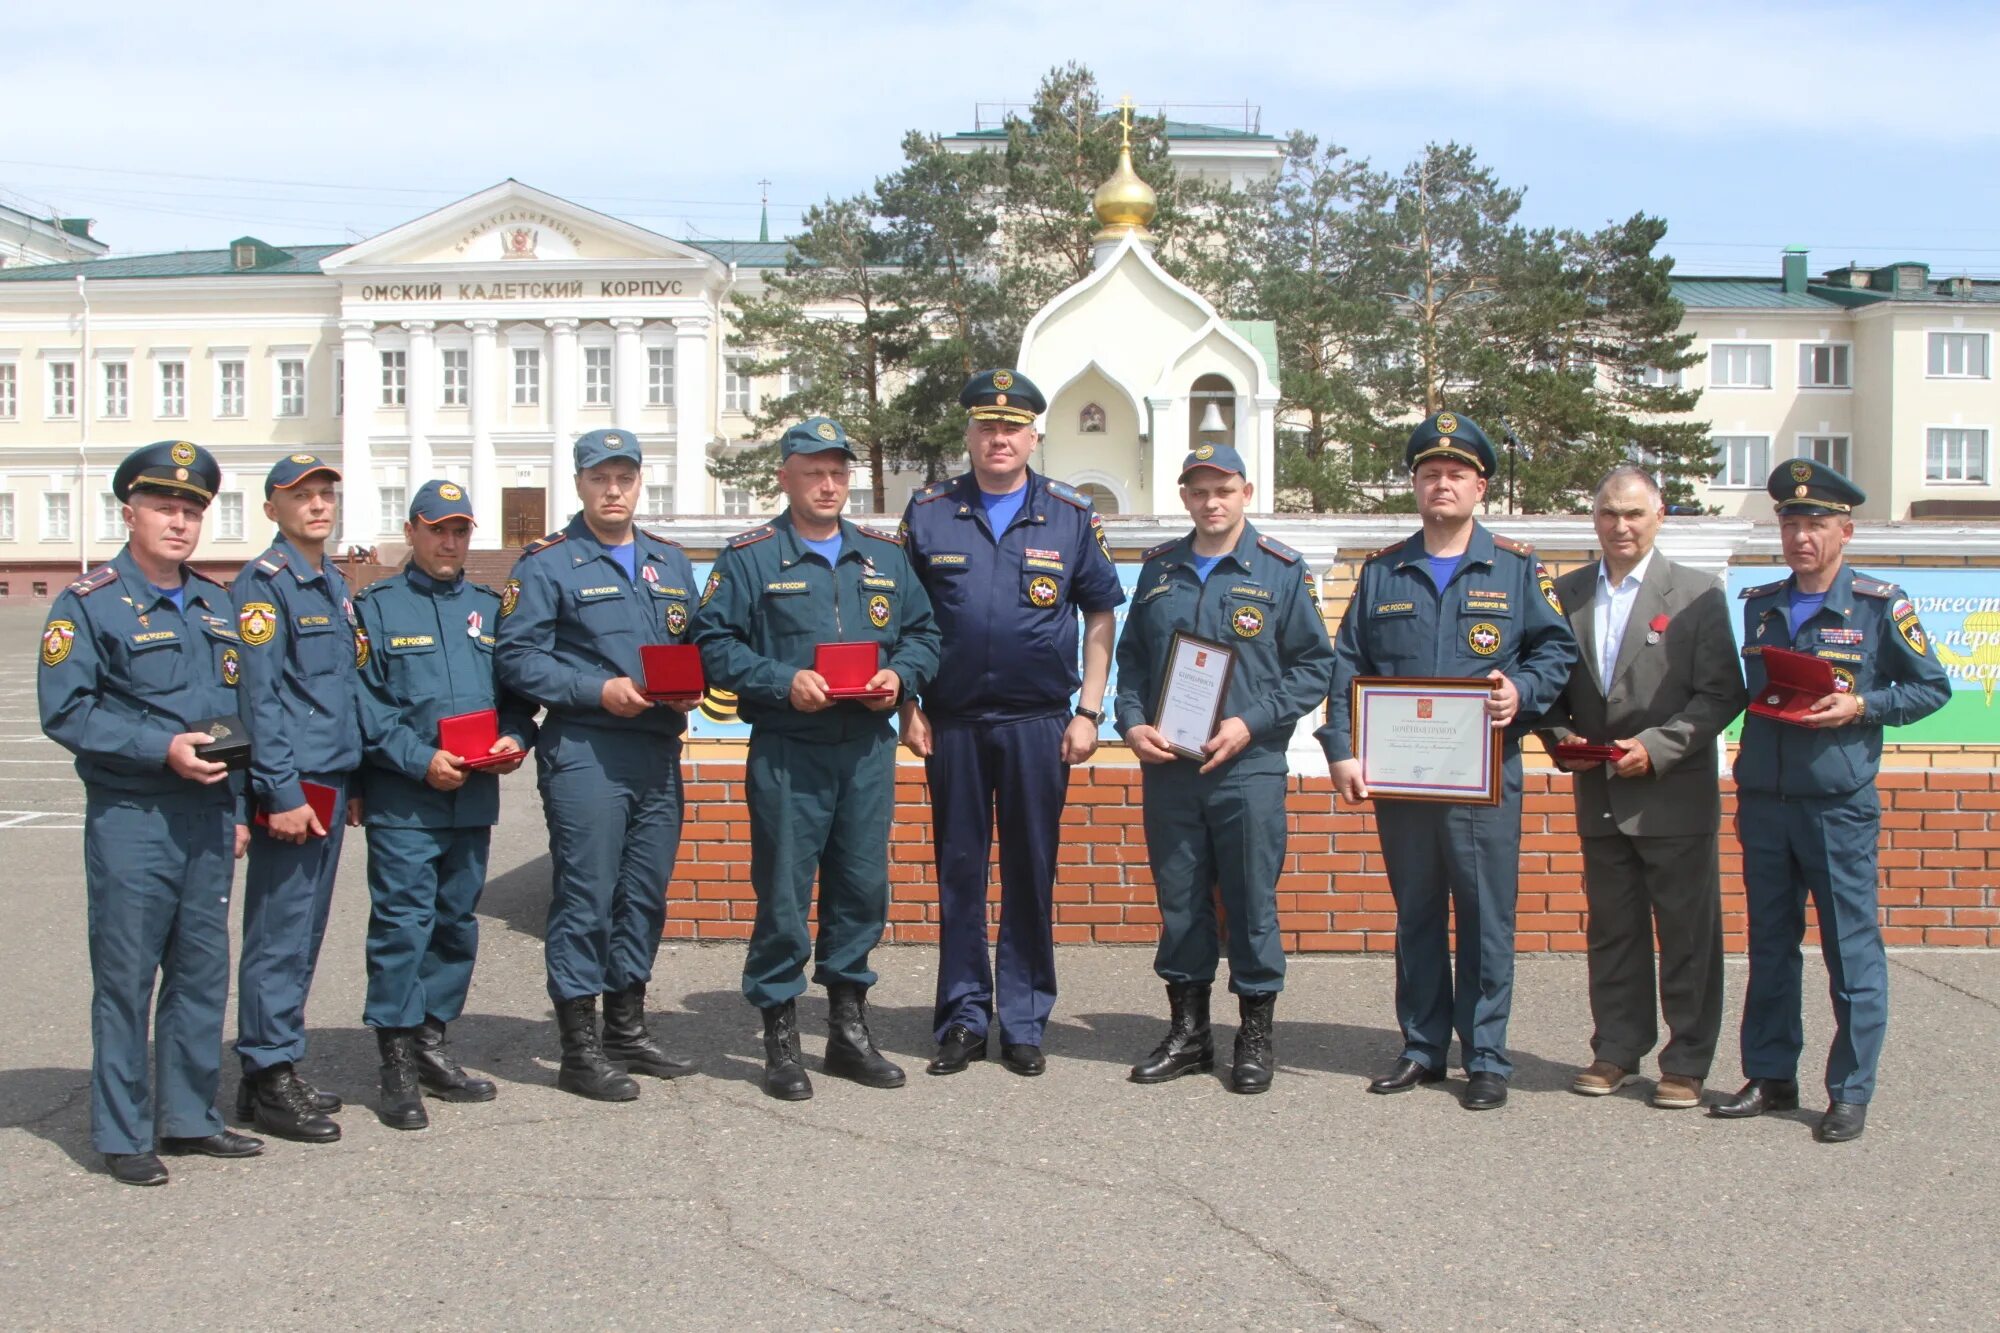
[1405,410,1496,477]
[113,439,221,507]
[780,416,856,460]
[265,452,341,497]
[574,427,643,471]
[1769,457,1864,516]
[1179,441,1248,483]
[959,368,1046,426]
[409,478,477,526]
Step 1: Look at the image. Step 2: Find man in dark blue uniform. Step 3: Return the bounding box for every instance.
[694,417,942,1101]
[1319,412,1577,1110]
[1711,459,1949,1143]
[496,428,700,1103]
[355,480,535,1130]
[233,453,363,1143]
[40,441,264,1185]
[898,369,1124,1078]
[1113,443,1335,1094]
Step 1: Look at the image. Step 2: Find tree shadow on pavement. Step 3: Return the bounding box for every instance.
[0,1065,98,1170]
[476,853,552,942]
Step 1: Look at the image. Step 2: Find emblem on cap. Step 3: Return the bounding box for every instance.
[816,422,838,441]
[438,483,463,501]
[290,454,317,465]
[994,394,1008,407]
[1790,460,1812,483]
[605,433,621,445]
[992,370,1014,390]
[1795,485,1809,498]
[1436,412,1458,435]
[1194,443,1215,461]
[170,442,196,466]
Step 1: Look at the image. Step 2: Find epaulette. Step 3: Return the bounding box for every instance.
[252,548,288,577]
[472,582,501,598]
[1739,578,1787,600]
[856,523,903,546]
[185,567,227,591]
[1492,534,1534,556]
[639,527,683,548]
[1851,575,1897,599]
[1142,538,1179,561]
[67,567,117,596]
[726,526,775,549]
[522,531,568,557]
[352,580,382,600]
[913,481,956,505]
[1364,540,1405,562]
[1256,534,1301,565]
[1042,479,1092,511]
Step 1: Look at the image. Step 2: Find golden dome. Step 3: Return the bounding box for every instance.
[1093,143,1157,235]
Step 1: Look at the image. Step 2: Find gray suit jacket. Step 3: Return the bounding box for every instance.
[1537,554,1748,838]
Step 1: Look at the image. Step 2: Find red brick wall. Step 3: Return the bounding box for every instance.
[661,760,2000,951]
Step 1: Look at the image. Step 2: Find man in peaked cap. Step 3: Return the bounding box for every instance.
[1320,411,1577,1110]
[899,369,1124,1078]
[232,452,363,1143]
[1712,458,1948,1142]
[496,428,701,1103]
[40,441,263,1183]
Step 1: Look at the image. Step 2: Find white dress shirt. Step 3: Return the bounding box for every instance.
[1594,549,1655,685]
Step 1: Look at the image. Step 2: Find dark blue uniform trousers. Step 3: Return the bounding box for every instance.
[1140,762,1288,996]
[1375,753,1524,1077]
[84,791,234,1155]
[363,825,491,1030]
[536,718,682,1004]
[1737,789,1887,1104]
[237,774,348,1075]
[928,714,1067,1045]
[742,728,893,1010]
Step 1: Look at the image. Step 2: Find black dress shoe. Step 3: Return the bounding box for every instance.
[1709,1078,1800,1119]
[1462,1071,1509,1110]
[926,1024,987,1076]
[161,1130,264,1158]
[1367,1058,1444,1095]
[1816,1101,1868,1143]
[104,1151,168,1186]
[1000,1043,1045,1077]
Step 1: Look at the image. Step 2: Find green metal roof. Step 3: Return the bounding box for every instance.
[1225,319,1280,381]
[0,243,345,282]
[1668,278,1846,310]
[684,239,794,268]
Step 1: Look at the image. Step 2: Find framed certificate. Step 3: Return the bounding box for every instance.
[1351,676,1502,804]
[1152,632,1237,760]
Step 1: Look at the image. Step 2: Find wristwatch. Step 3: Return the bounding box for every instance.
[1853,695,1867,722]
[1075,705,1103,724]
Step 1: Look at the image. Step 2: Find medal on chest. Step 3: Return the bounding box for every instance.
[467,610,484,639]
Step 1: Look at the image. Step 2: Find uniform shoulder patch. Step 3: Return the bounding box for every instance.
[1142,538,1179,561]
[522,531,568,557]
[913,481,956,505]
[1042,479,1092,511]
[1739,579,1787,600]
[185,567,227,592]
[727,526,775,549]
[1364,539,1405,562]
[856,524,903,546]
[1850,575,1897,599]
[253,547,288,576]
[639,527,683,548]
[67,566,117,596]
[1492,534,1533,556]
[1256,534,1301,565]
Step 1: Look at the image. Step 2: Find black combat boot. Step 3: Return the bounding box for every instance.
[761,1000,813,1101]
[1231,993,1276,1094]
[247,1064,341,1143]
[1129,982,1214,1083]
[235,1070,339,1122]
[414,1017,496,1102]
[823,981,905,1089]
[601,984,695,1080]
[375,1029,429,1130]
[554,995,639,1102]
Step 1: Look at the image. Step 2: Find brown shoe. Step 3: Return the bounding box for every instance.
[1652,1073,1704,1110]
[1570,1060,1641,1097]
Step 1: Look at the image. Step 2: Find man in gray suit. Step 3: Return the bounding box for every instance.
[1538,466,1748,1109]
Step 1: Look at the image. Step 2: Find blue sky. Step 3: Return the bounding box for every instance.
[5,0,1997,279]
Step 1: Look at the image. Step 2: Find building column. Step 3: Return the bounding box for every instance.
[547,317,580,524]
[611,317,644,430]
[1147,395,1180,511]
[339,320,380,548]
[402,319,436,491]
[672,315,712,513]
[1251,391,1279,515]
[467,318,500,548]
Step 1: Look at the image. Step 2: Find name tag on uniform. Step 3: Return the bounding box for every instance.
[576,586,622,600]
[389,635,436,649]
[1139,583,1174,603]
[294,614,331,629]
[1228,584,1272,602]
[130,630,179,646]
[1817,648,1863,664]
[1023,558,1064,572]
[653,586,688,598]
[928,553,969,568]
[1374,601,1417,617]
[765,580,809,594]
[861,576,897,590]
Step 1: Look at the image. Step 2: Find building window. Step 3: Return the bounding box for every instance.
[1798,343,1851,389]
[721,487,752,516]
[379,486,407,533]
[647,347,675,405]
[159,361,186,418]
[102,362,129,418]
[1797,435,1851,475]
[440,349,469,407]
[584,346,613,406]
[98,492,129,542]
[217,359,246,417]
[1708,344,1771,389]
[48,361,77,418]
[1928,331,1990,379]
[42,492,71,541]
[1711,435,1769,488]
[724,355,753,414]
[216,491,245,541]
[1075,482,1119,513]
[0,493,13,541]
[277,358,306,417]
[641,484,672,522]
[513,348,541,406]
[334,358,344,417]
[0,364,14,419]
[380,350,407,406]
[1079,403,1106,433]
[1926,428,1989,483]
[1636,366,1682,389]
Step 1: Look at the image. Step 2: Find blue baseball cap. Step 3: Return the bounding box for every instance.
[409,479,476,526]
[1179,441,1248,483]
[780,416,856,460]
[1405,411,1495,477]
[113,440,221,507]
[265,452,341,498]
[574,428,643,471]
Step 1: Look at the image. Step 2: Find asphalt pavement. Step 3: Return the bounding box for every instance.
[0,603,1995,1331]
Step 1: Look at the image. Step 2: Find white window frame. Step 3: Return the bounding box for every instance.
[97,491,128,542]
[157,359,187,419]
[439,348,469,409]
[215,491,246,541]
[582,345,613,407]
[1707,342,1772,390]
[1797,341,1852,391]
[0,361,15,420]
[723,355,754,414]
[641,483,672,523]
[1710,434,1770,489]
[380,350,408,407]
[1927,330,1991,380]
[46,360,77,419]
[0,493,14,541]
[721,486,752,517]
[333,357,344,417]
[41,491,71,541]
[379,485,407,534]
[512,347,541,406]
[1636,365,1682,389]
[101,361,130,419]
[215,358,246,419]
[1925,426,1990,484]
[646,345,675,406]
[276,358,307,417]
[1795,433,1851,476]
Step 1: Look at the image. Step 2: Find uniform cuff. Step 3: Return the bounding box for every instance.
[265,779,307,814]
[134,725,175,770]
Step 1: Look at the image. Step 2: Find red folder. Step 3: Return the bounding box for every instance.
[439,709,517,770]
[1749,647,1838,725]
[1554,739,1626,764]
[256,780,337,835]
[816,641,893,699]
[641,644,706,702]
